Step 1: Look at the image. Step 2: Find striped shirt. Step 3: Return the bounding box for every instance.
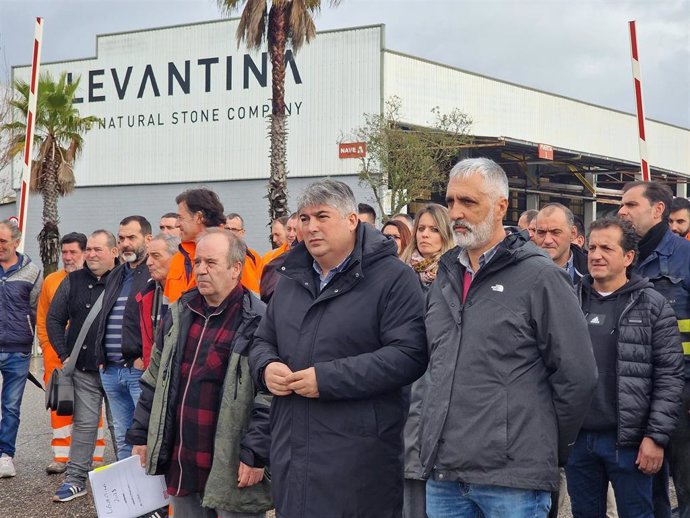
[104,266,134,363]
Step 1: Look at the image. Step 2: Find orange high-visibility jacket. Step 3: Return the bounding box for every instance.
[36,268,105,463]
[164,241,197,304]
[242,247,264,295]
[262,242,289,266]
[36,269,68,363]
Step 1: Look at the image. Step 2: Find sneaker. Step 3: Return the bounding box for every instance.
[52,482,87,502]
[46,461,67,474]
[0,454,15,478]
[139,507,169,518]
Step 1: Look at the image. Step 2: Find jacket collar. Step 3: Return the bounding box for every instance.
[180,285,265,322]
[178,285,265,355]
[281,222,395,281]
[654,229,677,256]
[637,228,677,270]
[0,251,27,275]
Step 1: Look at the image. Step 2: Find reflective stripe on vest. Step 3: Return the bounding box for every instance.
[654,255,690,356]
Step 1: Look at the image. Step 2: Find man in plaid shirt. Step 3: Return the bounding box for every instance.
[128,228,272,518]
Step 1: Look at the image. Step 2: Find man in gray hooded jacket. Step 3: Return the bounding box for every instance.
[420,158,598,518]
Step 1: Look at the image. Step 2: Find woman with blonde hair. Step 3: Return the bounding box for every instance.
[401,203,455,288]
[400,203,454,518]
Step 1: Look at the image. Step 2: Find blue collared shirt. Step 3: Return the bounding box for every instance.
[564,252,576,282]
[313,255,352,291]
[458,243,500,280]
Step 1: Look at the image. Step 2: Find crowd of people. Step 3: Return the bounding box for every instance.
[0,156,689,518]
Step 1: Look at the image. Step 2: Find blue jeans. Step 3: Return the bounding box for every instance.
[565,430,654,518]
[426,479,551,518]
[0,352,31,457]
[99,364,143,460]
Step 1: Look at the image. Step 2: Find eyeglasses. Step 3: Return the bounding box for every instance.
[225,227,244,233]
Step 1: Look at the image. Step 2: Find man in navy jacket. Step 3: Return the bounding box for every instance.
[0,220,42,478]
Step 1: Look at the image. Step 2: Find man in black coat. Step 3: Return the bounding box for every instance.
[250,179,428,518]
[94,215,152,462]
[535,203,588,285]
[567,217,684,518]
[47,230,118,502]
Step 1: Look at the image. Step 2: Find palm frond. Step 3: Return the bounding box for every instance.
[56,159,75,195]
[288,0,316,52]
[237,0,267,49]
[29,159,42,193]
[65,139,78,163]
[217,0,246,14]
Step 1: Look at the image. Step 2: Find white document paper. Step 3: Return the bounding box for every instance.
[88,455,170,518]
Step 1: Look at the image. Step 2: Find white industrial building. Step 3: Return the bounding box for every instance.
[2,19,688,261]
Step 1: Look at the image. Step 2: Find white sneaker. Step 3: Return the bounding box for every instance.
[0,454,16,478]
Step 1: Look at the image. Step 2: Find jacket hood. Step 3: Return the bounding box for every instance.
[581,273,653,297]
[283,221,397,276]
[17,252,31,268]
[4,252,32,272]
[439,226,549,272]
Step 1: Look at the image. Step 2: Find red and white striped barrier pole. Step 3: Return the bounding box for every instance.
[628,20,650,182]
[17,17,43,253]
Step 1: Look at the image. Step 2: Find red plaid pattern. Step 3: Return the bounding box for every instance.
[166,284,243,496]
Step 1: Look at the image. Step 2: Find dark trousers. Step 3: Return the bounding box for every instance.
[566,431,653,518]
[653,382,690,518]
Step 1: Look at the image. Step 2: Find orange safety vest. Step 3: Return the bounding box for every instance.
[242,248,264,295]
[262,242,289,266]
[36,269,105,463]
[164,241,197,304]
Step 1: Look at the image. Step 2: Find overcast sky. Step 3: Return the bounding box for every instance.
[1,0,688,128]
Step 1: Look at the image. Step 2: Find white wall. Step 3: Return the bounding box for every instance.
[11,21,383,187]
[384,51,689,176]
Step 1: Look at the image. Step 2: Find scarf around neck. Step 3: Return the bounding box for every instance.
[408,250,440,286]
[638,220,667,263]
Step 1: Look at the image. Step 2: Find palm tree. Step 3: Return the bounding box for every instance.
[1,72,99,276]
[218,0,341,224]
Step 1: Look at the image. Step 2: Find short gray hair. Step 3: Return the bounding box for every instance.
[196,227,247,267]
[449,158,509,200]
[297,179,357,217]
[519,209,539,225]
[0,220,21,241]
[150,233,180,256]
[539,203,575,227]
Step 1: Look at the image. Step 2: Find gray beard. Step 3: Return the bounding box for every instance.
[453,211,495,250]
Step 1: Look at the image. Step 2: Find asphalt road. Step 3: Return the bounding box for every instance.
[0,357,116,518]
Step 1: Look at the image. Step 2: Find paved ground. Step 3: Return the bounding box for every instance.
[0,357,116,517]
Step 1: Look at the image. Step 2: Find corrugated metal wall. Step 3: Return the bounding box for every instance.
[14,175,379,269]
[383,51,689,176]
[10,20,382,187]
